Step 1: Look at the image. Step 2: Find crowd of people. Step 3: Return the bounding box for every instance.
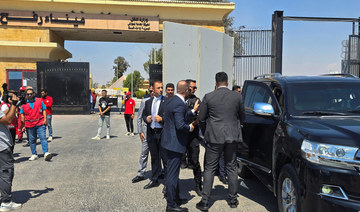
[128,72,245,212]
[0,86,54,211]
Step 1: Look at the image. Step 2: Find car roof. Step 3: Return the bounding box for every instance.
[254,75,360,85]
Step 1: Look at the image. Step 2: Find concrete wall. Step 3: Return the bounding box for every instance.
[163,22,234,99]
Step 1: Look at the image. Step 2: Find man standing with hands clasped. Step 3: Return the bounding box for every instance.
[92,90,111,140]
[161,81,199,212]
[196,72,245,211]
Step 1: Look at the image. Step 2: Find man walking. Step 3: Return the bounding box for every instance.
[20,88,52,161]
[16,86,26,143]
[142,80,167,189]
[162,81,199,212]
[196,72,245,211]
[0,94,22,211]
[132,86,154,183]
[41,89,53,142]
[92,90,111,140]
[123,92,135,137]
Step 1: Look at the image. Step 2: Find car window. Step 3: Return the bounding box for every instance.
[244,83,276,112]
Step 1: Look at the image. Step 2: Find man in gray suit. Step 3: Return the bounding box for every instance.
[196,72,245,211]
[131,85,154,183]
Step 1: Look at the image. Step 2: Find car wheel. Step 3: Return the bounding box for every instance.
[277,164,302,212]
[237,161,253,178]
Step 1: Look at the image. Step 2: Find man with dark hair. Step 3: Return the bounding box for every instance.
[142,80,168,189]
[92,90,111,140]
[196,72,245,211]
[20,88,52,161]
[232,85,241,93]
[165,83,175,98]
[0,94,22,211]
[123,91,135,136]
[41,89,53,141]
[132,85,154,183]
[183,79,202,196]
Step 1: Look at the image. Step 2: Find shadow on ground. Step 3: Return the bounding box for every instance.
[14,153,58,163]
[13,187,55,204]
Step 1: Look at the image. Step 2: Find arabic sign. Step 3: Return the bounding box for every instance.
[0,10,159,32]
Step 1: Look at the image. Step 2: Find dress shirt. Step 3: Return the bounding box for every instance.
[151,95,162,129]
[177,94,196,114]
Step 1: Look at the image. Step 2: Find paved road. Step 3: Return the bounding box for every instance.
[11,110,277,211]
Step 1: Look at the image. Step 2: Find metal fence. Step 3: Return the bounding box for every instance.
[233,30,272,86]
[342,35,360,76]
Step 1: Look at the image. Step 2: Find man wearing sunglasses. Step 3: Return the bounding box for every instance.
[20,88,52,161]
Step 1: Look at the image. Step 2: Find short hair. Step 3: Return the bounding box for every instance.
[185,79,196,84]
[41,89,47,93]
[26,88,34,93]
[102,90,107,93]
[215,72,228,83]
[166,83,175,89]
[232,85,241,91]
[153,80,162,86]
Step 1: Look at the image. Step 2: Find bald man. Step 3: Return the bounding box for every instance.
[161,81,199,212]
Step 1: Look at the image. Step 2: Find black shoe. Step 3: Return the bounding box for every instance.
[187,164,194,169]
[143,180,159,189]
[132,175,145,183]
[23,142,30,147]
[218,175,228,185]
[176,198,188,206]
[166,206,188,212]
[180,163,187,169]
[158,173,165,179]
[229,199,239,208]
[196,201,209,211]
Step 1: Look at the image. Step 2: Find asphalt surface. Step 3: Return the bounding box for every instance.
[11,103,277,212]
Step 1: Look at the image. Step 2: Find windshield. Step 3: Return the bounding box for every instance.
[288,82,360,116]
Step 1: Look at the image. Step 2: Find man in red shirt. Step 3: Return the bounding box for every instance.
[122,92,135,136]
[41,89,53,142]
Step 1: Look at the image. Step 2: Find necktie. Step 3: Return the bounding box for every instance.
[151,98,158,129]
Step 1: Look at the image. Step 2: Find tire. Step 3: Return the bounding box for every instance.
[237,160,253,179]
[277,164,302,212]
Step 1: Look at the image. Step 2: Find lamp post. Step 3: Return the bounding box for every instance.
[130,54,134,98]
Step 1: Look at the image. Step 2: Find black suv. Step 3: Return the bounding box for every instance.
[238,74,360,212]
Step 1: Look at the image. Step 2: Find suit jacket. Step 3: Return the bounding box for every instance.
[198,87,245,144]
[137,97,150,135]
[142,95,167,138]
[161,95,192,153]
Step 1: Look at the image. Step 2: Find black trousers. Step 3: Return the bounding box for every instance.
[202,142,238,203]
[187,132,202,185]
[0,148,14,203]
[9,129,16,153]
[124,114,134,133]
[165,149,182,208]
[147,129,167,182]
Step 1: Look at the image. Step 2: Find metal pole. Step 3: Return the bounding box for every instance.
[131,55,133,98]
[271,11,284,74]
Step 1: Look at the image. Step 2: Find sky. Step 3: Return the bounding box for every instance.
[66,0,360,85]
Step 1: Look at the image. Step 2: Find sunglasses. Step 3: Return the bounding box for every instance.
[190,86,197,90]
[26,93,33,96]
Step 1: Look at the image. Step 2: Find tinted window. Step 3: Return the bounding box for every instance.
[288,82,360,116]
[244,83,275,112]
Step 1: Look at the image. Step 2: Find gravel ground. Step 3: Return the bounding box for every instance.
[11,103,277,212]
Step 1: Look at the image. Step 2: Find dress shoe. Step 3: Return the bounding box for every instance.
[143,180,159,189]
[196,201,209,211]
[132,175,145,183]
[229,199,239,208]
[176,198,188,206]
[166,205,188,212]
[158,173,165,179]
[218,175,228,185]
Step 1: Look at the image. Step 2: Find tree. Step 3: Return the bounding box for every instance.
[92,82,99,89]
[123,70,144,92]
[143,47,162,75]
[223,15,235,36]
[113,56,130,79]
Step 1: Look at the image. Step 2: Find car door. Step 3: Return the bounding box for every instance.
[241,80,280,173]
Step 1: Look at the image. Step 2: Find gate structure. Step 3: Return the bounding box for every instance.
[343,35,360,76]
[233,30,272,86]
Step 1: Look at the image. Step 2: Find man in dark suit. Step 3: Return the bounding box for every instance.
[142,80,168,189]
[161,81,199,212]
[196,72,245,211]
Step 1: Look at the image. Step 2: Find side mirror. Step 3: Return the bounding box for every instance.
[253,102,274,116]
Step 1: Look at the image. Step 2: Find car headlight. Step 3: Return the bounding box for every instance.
[301,139,360,170]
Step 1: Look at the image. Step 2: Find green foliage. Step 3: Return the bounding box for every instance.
[113,56,130,79]
[123,70,144,93]
[223,15,235,36]
[135,90,146,99]
[143,47,162,75]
